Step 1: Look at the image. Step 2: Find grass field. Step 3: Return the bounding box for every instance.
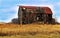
[0,23,60,38]
[0,33,60,38]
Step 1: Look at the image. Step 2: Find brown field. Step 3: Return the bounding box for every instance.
[0,23,60,38]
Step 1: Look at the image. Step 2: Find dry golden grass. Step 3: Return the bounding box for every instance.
[0,23,60,38]
[0,23,60,35]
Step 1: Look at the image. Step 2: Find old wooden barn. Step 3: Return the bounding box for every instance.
[18,6,53,24]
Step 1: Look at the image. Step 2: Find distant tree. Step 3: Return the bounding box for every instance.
[51,18,55,24]
[11,18,18,24]
[52,18,60,24]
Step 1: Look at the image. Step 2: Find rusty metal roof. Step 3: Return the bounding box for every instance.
[19,6,52,14]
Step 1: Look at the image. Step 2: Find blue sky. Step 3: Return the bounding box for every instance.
[0,0,60,23]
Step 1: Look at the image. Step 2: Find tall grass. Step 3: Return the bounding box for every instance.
[0,24,60,38]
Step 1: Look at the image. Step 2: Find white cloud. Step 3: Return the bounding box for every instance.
[10,6,18,17]
[0,5,19,22]
[0,18,12,23]
[56,17,60,23]
[0,6,18,13]
[6,6,19,22]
